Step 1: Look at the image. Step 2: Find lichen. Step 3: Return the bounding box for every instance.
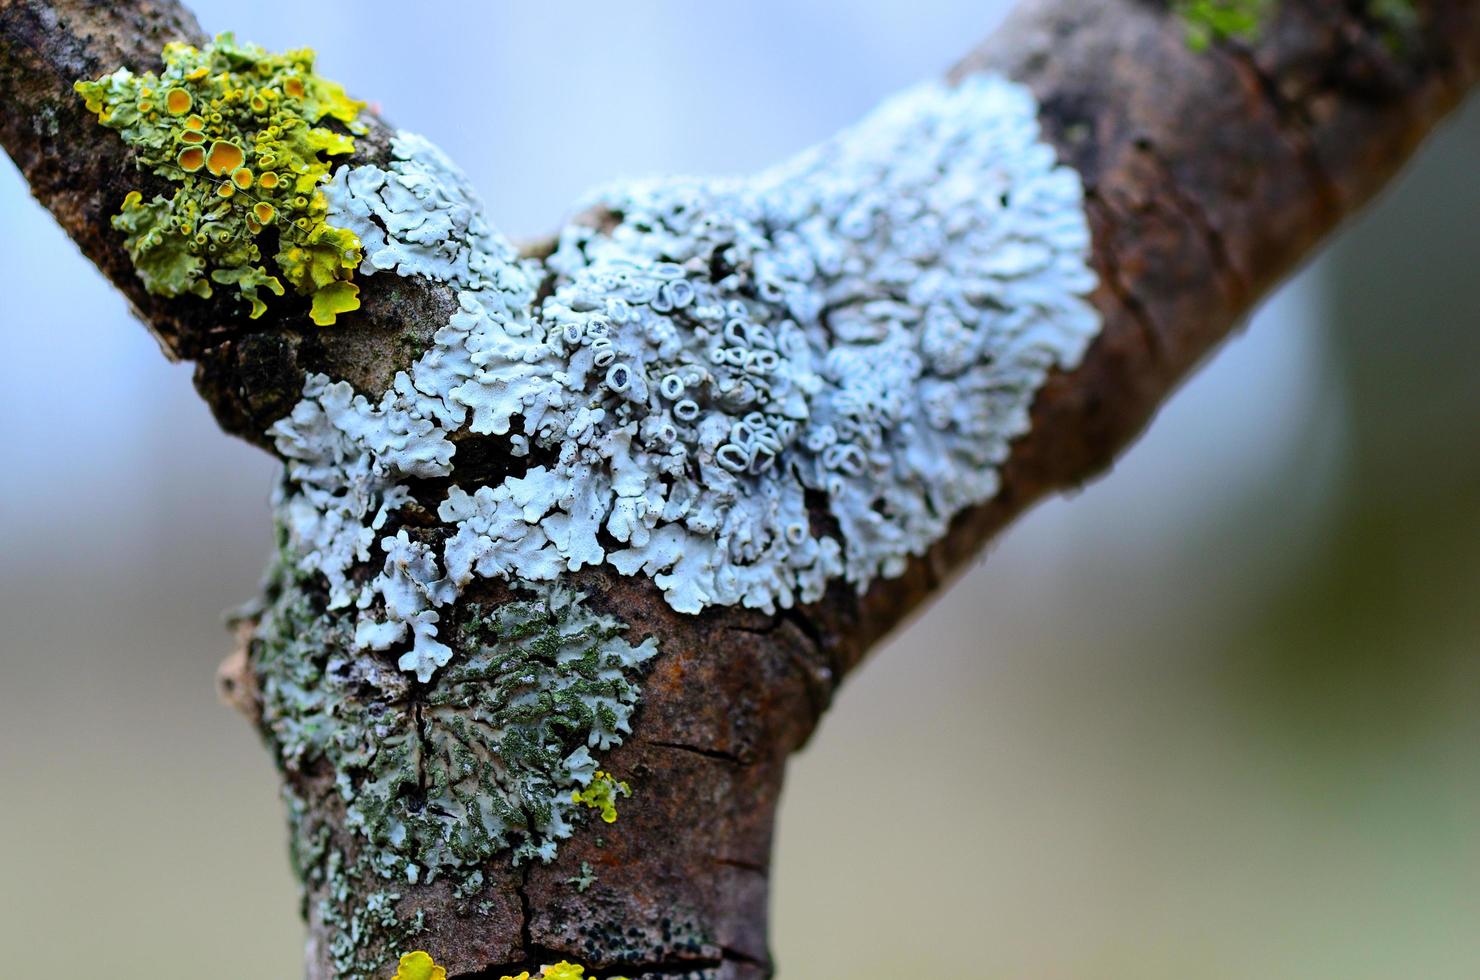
[269,75,1099,679]
[74,34,365,321]
[392,951,447,980]
[310,843,427,980]
[572,770,630,825]
[1175,0,1418,52]
[1174,0,1272,50]
[259,562,655,865]
[252,71,1099,974]
[500,963,629,980]
[254,541,655,976]
[567,860,598,893]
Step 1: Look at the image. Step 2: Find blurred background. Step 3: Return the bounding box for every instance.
[1,2,1477,977]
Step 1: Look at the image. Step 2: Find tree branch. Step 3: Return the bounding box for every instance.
[2,1,1476,978]
[840,0,1479,667]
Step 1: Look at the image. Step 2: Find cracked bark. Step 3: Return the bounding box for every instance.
[1,0,1476,977]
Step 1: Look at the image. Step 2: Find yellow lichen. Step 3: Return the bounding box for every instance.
[310,279,360,326]
[176,145,205,172]
[571,770,630,825]
[497,963,630,980]
[74,33,366,323]
[392,951,446,980]
[204,138,244,176]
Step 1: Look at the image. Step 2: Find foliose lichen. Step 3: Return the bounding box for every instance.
[572,770,630,825]
[567,860,599,893]
[269,75,1099,682]
[75,34,365,321]
[393,951,447,980]
[254,541,655,976]
[259,561,655,867]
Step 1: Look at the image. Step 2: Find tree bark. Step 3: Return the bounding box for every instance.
[1,1,1476,977]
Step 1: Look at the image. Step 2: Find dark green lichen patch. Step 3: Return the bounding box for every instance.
[251,545,656,978]
[74,34,365,321]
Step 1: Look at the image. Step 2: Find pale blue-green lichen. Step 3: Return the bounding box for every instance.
[270,76,1099,681]
[75,34,365,322]
[567,860,599,893]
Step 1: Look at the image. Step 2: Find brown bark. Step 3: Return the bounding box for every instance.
[2,0,1476,977]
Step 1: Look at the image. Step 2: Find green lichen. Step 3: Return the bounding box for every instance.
[1174,0,1272,50]
[251,541,656,978]
[1175,0,1420,52]
[74,34,364,321]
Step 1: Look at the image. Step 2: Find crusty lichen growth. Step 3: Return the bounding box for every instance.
[74,34,365,322]
[252,537,655,978]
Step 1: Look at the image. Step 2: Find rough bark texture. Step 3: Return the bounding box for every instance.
[2,0,1476,977]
